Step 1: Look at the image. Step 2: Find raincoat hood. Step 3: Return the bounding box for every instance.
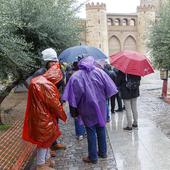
[43,63,62,85]
[78,56,95,71]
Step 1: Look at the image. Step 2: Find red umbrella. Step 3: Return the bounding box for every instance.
[110,51,154,76]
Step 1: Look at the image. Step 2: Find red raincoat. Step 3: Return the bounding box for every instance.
[22,64,67,148]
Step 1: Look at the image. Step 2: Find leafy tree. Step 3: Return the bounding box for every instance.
[0,0,84,123]
[148,0,170,69]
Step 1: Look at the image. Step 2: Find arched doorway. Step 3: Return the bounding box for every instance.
[123,36,137,51]
[107,18,113,26]
[130,19,136,26]
[122,18,128,26]
[109,36,121,55]
[114,18,121,26]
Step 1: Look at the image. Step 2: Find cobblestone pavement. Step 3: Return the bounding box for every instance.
[106,71,170,170]
[139,71,170,138]
[1,92,118,170]
[2,71,170,170]
[139,86,170,138]
[29,101,118,169]
[52,117,117,170]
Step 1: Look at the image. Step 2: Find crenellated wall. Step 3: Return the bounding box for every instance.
[137,5,156,12]
[86,2,106,10]
[79,0,164,57]
[137,2,157,54]
[85,2,109,56]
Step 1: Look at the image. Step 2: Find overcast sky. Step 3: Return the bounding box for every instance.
[77,0,140,18]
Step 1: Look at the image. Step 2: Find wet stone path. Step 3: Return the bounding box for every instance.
[139,83,170,139]
[4,71,170,170]
[53,117,117,170]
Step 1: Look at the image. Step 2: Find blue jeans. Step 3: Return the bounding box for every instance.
[37,148,50,165]
[106,99,110,121]
[74,118,85,137]
[85,125,107,161]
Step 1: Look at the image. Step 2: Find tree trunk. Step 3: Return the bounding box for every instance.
[0,79,20,124]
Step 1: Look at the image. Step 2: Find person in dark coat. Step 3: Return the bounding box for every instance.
[70,61,86,140]
[65,65,73,83]
[103,64,112,122]
[117,71,141,130]
[103,65,123,114]
[109,68,123,113]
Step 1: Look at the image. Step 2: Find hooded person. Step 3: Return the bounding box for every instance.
[62,56,118,164]
[24,48,59,88]
[24,48,66,154]
[42,48,66,153]
[22,64,67,170]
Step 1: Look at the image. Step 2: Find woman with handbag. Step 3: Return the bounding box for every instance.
[117,71,141,130]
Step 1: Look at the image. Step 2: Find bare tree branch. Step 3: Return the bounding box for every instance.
[73,0,91,12]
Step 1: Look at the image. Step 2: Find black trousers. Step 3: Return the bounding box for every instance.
[110,92,123,112]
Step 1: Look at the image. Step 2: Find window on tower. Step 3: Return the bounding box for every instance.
[130,19,136,26]
[107,18,113,26]
[122,19,128,26]
[114,18,120,26]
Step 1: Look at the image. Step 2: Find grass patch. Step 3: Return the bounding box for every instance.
[0,124,11,131]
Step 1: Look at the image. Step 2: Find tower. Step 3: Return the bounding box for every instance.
[86,2,109,56]
[137,0,158,54]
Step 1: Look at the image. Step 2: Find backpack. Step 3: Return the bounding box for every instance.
[125,74,140,90]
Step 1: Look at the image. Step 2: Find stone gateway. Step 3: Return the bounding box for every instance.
[80,0,165,56]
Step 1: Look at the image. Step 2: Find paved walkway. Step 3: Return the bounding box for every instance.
[2,71,170,170]
[51,118,117,170]
[30,115,118,170]
[107,71,170,170]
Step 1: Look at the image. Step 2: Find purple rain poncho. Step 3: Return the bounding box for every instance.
[62,56,118,127]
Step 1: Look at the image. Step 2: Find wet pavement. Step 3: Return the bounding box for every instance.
[2,71,170,170]
[107,71,170,170]
[33,70,170,170]
[30,105,118,170]
[52,117,117,170]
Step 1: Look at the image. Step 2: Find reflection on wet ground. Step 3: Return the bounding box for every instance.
[107,71,170,170]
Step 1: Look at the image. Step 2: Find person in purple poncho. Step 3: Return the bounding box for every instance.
[62,56,118,164]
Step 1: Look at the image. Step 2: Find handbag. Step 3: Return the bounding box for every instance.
[125,74,140,90]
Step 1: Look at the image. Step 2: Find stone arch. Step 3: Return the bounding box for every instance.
[114,18,121,26]
[123,35,137,51]
[122,18,128,26]
[107,18,113,26]
[109,35,121,55]
[130,19,136,26]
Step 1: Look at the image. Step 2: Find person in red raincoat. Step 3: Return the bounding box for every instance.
[22,64,67,170]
